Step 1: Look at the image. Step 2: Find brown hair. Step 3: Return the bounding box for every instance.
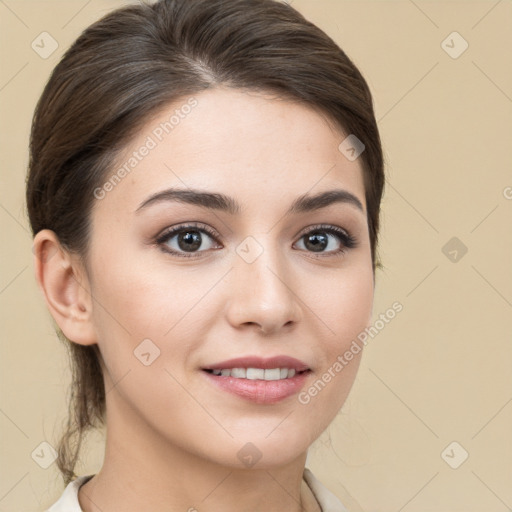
[26,0,385,486]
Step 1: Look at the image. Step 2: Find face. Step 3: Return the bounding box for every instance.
[85,87,374,469]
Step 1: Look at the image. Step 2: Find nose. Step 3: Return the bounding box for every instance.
[225,243,302,335]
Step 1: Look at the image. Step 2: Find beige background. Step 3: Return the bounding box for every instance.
[1,1,511,511]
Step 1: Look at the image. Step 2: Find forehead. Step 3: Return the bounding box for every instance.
[92,87,366,217]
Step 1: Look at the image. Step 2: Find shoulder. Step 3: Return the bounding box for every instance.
[303,467,364,512]
[46,475,95,512]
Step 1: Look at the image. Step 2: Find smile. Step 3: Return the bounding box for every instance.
[204,367,308,380]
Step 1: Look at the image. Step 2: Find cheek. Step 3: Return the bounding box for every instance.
[89,236,195,331]
[88,245,217,380]
[300,266,373,415]
[308,264,374,348]
[87,259,205,426]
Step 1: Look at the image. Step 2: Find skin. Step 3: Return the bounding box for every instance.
[33,87,374,512]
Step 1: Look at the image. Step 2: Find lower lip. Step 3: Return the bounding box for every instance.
[201,370,311,404]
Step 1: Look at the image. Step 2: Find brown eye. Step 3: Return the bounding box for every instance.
[302,231,329,252]
[173,230,203,252]
[294,225,357,256]
[156,223,221,258]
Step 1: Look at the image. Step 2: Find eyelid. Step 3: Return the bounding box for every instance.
[295,223,351,240]
[155,221,220,243]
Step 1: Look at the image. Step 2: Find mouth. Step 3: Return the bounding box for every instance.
[201,355,312,404]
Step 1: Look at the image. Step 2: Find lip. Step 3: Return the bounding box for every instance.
[201,355,310,372]
[202,369,311,404]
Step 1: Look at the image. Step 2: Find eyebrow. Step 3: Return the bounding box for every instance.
[135,187,365,216]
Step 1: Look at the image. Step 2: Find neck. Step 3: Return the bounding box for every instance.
[78,393,320,512]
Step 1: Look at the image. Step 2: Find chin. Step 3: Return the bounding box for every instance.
[210,425,314,470]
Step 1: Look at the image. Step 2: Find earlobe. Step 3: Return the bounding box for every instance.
[32,229,97,346]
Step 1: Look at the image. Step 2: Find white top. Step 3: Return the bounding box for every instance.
[46,468,349,512]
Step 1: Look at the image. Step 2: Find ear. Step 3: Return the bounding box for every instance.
[32,229,97,346]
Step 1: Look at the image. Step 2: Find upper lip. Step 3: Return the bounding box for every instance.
[202,355,310,372]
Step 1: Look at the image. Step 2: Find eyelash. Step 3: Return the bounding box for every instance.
[154,222,358,259]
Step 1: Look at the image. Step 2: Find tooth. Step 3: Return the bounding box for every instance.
[214,367,299,380]
[263,368,281,381]
[246,368,264,380]
[231,368,246,378]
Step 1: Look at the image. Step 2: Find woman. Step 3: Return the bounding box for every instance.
[27,0,385,510]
